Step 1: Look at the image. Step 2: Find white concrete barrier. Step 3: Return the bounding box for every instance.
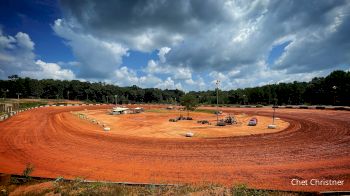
[185,132,194,137]
[103,127,111,131]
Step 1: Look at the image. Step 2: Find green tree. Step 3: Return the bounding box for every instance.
[180,94,199,118]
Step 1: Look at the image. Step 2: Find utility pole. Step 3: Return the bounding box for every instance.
[216,80,220,123]
[67,91,70,100]
[115,95,118,106]
[106,95,109,103]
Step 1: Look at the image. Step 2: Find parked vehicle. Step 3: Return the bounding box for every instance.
[248,117,258,126]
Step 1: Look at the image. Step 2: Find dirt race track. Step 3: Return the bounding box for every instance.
[0,105,349,192]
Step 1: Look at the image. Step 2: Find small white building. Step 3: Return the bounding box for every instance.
[111,107,130,115]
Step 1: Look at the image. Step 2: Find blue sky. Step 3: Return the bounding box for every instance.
[0,0,349,91]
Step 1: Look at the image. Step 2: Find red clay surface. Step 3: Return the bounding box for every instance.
[74,109,289,138]
[0,105,349,192]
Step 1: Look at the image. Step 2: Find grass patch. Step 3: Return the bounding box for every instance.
[2,178,315,196]
[19,102,47,109]
[0,175,318,196]
[145,109,170,113]
[194,109,216,114]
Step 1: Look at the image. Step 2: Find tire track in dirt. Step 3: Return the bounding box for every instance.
[0,105,349,191]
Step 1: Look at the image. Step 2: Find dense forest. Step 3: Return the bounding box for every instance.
[0,70,349,106]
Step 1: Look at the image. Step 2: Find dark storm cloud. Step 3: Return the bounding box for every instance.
[59,0,231,51]
[265,0,350,73]
[60,0,228,33]
[58,0,350,75]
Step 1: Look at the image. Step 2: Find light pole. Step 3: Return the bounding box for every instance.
[16,93,22,100]
[272,98,277,125]
[2,89,9,99]
[106,95,109,104]
[67,91,70,100]
[216,80,220,123]
[272,105,276,125]
[333,85,337,105]
[115,95,118,106]
[85,90,89,102]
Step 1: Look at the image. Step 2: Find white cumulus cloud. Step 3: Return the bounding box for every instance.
[0,30,75,80]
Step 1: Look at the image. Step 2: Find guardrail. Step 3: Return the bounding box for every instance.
[0,103,113,122]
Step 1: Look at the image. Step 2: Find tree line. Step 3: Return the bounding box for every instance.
[1,70,349,105]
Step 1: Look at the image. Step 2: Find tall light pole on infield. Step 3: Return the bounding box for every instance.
[272,102,276,125]
[216,80,220,123]
[333,85,337,105]
[16,92,22,100]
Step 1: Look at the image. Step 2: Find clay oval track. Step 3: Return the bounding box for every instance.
[0,105,349,192]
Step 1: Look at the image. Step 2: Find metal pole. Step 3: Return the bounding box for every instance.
[16,93,21,100]
[272,107,275,124]
[333,86,337,106]
[216,80,220,123]
[272,98,277,124]
[115,95,118,106]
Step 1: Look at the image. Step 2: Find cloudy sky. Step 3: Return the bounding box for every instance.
[0,0,349,91]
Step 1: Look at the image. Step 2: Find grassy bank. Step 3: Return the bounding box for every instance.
[18,102,47,109]
[0,175,314,196]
